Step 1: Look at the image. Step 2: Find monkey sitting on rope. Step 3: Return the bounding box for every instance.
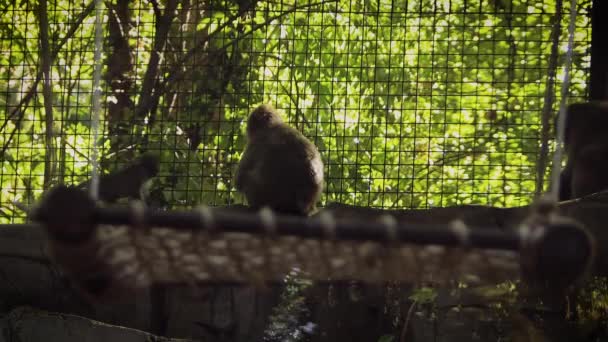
[235,104,324,216]
[559,101,608,201]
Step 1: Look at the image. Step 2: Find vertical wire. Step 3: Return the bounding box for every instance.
[550,0,578,201]
[90,0,104,200]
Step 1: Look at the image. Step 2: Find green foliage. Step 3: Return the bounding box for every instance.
[246,0,591,210]
[377,335,394,342]
[264,269,313,341]
[409,286,438,304]
[577,277,608,321]
[0,0,593,223]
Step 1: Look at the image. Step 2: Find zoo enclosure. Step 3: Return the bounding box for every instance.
[0,0,598,224]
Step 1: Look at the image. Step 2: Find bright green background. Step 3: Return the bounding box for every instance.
[0,0,592,223]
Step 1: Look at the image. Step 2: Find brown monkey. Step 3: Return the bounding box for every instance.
[235,104,324,216]
[559,101,608,200]
[77,153,160,203]
[570,143,608,199]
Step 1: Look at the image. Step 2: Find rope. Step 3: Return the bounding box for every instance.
[550,0,578,201]
[89,0,104,200]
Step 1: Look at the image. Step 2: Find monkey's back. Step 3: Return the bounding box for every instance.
[571,143,608,198]
[245,125,324,215]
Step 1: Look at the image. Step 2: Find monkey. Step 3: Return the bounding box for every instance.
[235,104,324,216]
[10,153,160,216]
[77,152,160,203]
[570,143,608,199]
[558,101,608,201]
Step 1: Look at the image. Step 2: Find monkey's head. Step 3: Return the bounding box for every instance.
[564,101,608,150]
[247,104,284,138]
[137,153,161,177]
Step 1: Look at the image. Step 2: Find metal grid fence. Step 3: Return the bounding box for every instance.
[0,0,593,223]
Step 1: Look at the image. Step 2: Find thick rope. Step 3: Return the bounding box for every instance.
[550,0,578,201]
[89,0,104,200]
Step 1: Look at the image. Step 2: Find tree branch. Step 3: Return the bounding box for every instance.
[0,1,95,159]
[157,0,338,98]
[36,0,56,190]
[133,0,179,120]
[536,0,564,197]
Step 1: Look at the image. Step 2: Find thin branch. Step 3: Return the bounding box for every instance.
[502,5,517,208]
[387,128,503,209]
[261,52,312,129]
[158,0,339,96]
[148,0,162,19]
[536,0,564,197]
[400,300,417,342]
[0,1,95,158]
[1,1,94,131]
[37,0,56,190]
[136,0,337,133]
[133,0,179,119]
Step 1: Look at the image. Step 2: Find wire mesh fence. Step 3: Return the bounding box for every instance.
[0,0,593,224]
